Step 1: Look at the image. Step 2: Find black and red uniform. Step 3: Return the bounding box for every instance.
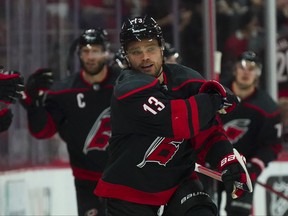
[218,79,283,215]
[0,71,24,132]
[23,67,120,216]
[95,64,236,215]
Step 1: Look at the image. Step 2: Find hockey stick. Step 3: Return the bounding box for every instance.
[194,163,288,201]
[233,148,253,193]
[195,149,252,192]
[194,163,222,181]
[194,162,252,194]
[256,180,288,201]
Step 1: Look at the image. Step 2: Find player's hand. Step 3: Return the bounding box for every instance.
[0,70,24,104]
[218,149,253,199]
[0,108,13,132]
[199,80,240,114]
[23,68,54,107]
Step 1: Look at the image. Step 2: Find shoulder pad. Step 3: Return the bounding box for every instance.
[114,69,159,99]
[163,64,204,80]
[50,73,78,92]
[250,90,279,113]
[163,64,205,93]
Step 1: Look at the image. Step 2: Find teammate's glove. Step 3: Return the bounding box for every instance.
[199,80,240,114]
[0,70,24,104]
[218,149,253,199]
[22,68,54,107]
[246,157,264,183]
[0,108,13,132]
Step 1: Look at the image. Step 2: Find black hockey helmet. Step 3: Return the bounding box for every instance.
[237,51,262,75]
[120,16,165,53]
[78,28,109,51]
[66,28,109,73]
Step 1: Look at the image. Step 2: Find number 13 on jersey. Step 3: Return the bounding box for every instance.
[143,96,165,115]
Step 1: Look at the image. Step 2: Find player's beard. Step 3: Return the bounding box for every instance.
[82,59,106,76]
[131,57,163,78]
[153,56,165,78]
[155,57,164,78]
[154,62,163,78]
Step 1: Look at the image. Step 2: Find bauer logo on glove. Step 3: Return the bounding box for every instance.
[218,148,253,199]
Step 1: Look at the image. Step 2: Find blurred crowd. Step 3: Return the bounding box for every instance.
[1,0,288,73]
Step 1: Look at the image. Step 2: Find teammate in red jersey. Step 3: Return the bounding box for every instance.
[94,16,252,216]
[21,29,121,216]
[0,67,24,132]
[218,51,283,216]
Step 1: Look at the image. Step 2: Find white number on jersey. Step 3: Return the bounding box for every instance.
[143,96,165,115]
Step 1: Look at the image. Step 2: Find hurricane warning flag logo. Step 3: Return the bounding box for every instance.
[83,107,111,154]
[224,119,250,144]
[137,137,184,168]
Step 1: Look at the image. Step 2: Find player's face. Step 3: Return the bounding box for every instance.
[234,60,259,89]
[79,44,108,75]
[125,39,163,77]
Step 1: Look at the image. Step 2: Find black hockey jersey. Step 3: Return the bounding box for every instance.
[26,67,121,181]
[95,64,235,205]
[220,80,283,165]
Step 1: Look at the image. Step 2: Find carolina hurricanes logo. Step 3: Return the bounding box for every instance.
[83,107,111,154]
[223,119,251,144]
[137,137,184,168]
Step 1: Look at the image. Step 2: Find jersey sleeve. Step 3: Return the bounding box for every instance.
[192,116,234,169]
[112,71,223,139]
[26,90,61,139]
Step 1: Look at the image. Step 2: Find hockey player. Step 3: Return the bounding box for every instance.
[0,67,24,132]
[218,51,283,216]
[21,29,121,216]
[94,16,252,216]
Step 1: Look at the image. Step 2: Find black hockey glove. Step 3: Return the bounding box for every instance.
[0,108,13,132]
[199,80,240,114]
[22,68,54,107]
[0,70,24,104]
[246,157,264,184]
[218,149,253,199]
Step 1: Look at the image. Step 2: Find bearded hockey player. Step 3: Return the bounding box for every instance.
[219,51,283,216]
[94,15,253,216]
[21,29,121,216]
